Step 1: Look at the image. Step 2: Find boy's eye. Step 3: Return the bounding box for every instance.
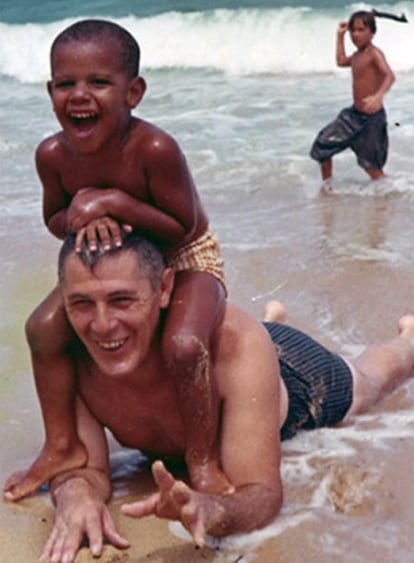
[91,78,111,86]
[55,80,75,88]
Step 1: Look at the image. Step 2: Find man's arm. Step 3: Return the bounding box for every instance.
[122,311,283,542]
[336,22,352,67]
[40,398,129,563]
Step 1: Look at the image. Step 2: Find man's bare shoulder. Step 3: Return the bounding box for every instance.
[213,304,276,375]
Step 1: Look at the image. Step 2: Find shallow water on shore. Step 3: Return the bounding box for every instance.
[2,3,414,560]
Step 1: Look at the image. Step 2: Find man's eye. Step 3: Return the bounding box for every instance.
[112,297,133,305]
[70,299,92,308]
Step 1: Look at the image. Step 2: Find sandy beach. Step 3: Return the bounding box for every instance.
[3,191,414,563]
[2,2,414,559]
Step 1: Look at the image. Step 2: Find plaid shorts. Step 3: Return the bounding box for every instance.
[166,227,226,292]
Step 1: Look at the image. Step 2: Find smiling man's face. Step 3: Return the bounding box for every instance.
[61,249,172,378]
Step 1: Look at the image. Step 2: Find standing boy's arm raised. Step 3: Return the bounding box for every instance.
[336,22,352,67]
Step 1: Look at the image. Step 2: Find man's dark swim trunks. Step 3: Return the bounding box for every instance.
[263,322,353,441]
[310,105,388,171]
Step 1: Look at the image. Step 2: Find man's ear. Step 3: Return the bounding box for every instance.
[127,76,147,109]
[159,267,175,309]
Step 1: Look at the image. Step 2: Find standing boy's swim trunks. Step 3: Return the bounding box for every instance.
[263,322,353,440]
[166,227,226,292]
[310,105,388,171]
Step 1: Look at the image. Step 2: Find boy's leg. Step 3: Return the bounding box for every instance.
[346,315,414,417]
[321,159,333,181]
[162,271,231,493]
[365,167,385,181]
[4,287,87,501]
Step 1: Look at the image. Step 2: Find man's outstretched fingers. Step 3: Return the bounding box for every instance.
[151,460,177,493]
[121,492,160,518]
[171,482,206,546]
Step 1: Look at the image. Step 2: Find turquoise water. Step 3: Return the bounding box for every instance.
[2,2,414,561]
[2,0,406,23]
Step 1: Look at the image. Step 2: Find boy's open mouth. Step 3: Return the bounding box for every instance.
[69,112,99,132]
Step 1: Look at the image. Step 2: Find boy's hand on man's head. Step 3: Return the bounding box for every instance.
[67,187,106,231]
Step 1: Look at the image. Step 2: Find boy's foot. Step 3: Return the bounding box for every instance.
[319,178,334,195]
[263,300,288,323]
[3,441,88,501]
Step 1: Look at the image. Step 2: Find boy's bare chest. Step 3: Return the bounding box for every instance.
[60,151,148,198]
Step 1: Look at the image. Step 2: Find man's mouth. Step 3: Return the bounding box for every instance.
[97,338,127,351]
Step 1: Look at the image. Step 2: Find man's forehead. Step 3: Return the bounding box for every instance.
[62,250,147,284]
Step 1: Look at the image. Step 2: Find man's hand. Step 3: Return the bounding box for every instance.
[40,477,129,563]
[121,461,212,547]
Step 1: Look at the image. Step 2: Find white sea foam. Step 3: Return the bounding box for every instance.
[1,3,413,83]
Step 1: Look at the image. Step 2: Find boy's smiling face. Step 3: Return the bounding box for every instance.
[48,38,145,154]
[349,18,374,50]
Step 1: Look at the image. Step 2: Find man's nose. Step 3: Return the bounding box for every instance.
[91,306,117,334]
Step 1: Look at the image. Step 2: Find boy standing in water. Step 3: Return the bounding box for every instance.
[310,11,395,193]
[5,19,229,500]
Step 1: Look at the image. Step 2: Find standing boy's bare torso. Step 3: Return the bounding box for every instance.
[351,45,386,111]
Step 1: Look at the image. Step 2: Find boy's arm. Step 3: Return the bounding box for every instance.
[336,22,352,67]
[36,140,71,240]
[362,48,395,112]
[122,317,283,541]
[40,398,129,563]
[67,186,190,247]
[67,131,201,248]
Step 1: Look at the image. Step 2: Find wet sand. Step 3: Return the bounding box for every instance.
[2,190,414,562]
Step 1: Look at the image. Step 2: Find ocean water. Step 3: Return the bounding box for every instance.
[2,1,414,562]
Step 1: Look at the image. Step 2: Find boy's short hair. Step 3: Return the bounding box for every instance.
[349,11,376,33]
[51,19,140,78]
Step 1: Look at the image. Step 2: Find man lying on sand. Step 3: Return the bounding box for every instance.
[5,230,414,563]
